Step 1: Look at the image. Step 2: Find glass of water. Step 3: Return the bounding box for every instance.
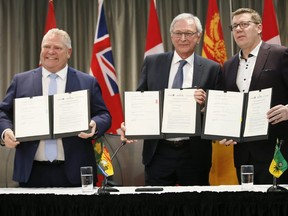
[80,166,94,192]
[241,165,254,191]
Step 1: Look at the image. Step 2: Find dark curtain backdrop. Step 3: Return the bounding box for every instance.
[0,0,288,101]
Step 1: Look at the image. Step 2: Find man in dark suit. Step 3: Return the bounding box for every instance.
[0,28,111,187]
[220,8,288,184]
[123,13,222,186]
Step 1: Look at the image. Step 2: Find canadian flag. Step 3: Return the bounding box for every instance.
[262,0,281,45]
[144,0,164,58]
[44,0,57,34]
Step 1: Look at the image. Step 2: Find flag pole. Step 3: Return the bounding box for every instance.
[229,0,234,56]
[267,140,287,192]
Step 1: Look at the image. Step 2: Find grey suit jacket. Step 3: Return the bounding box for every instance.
[137,52,222,166]
[0,66,111,184]
[222,42,288,167]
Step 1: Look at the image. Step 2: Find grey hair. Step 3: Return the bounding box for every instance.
[170,13,203,34]
[42,28,72,49]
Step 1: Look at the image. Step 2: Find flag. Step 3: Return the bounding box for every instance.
[44,0,57,34]
[40,0,56,65]
[94,137,114,177]
[144,0,164,58]
[262,0,281,45]
[269,140,288,178]
[90,0,124,135]
[202,0,238,185]
[90,0,118,186]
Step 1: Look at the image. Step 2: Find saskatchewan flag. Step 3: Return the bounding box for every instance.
[269,142,288,178]
[93,136,114,177]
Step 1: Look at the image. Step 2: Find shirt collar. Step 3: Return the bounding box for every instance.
[172,51,194,66]
[238,41,262,60]
[42,65,68,80]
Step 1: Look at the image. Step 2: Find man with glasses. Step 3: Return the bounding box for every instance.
[220,8,288,184]
[122,13,222,186]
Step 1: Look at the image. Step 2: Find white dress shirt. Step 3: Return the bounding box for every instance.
[236,41,262,93]
[34,65,68,161]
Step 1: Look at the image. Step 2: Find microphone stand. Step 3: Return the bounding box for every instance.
[97,140,126,195]
[267,140,288,192]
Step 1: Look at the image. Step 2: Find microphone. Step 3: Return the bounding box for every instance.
[97,140,126,194]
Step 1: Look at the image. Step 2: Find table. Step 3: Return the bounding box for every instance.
[1,185,288,216]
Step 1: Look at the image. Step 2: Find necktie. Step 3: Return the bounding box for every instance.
[172,60,187,88]
[45,73,58,162]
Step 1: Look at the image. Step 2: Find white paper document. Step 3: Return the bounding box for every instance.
[243,88,271,137]
[161,89,197,134]
[53,90,89,135]
[204,90,243,137]
[124,91,161,136]
[14,95,50,139]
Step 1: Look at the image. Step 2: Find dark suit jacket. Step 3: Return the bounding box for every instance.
[222,42,288,167]
[0,66,111,184]
[137,52,222,168]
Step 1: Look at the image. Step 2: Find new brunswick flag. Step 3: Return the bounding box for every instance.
[202,0,238,185]
[94,137,114,177]
[269,141,288,178]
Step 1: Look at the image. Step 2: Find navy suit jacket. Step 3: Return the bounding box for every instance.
[0,66,111,184]
[222,42,288,167]
[137,52,222,167]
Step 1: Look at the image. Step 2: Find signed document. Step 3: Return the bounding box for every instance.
[161,88,200,137]
[14,90,90,142]
[124,89,200,139]
[202,88,272,142]
[124,91,162,139]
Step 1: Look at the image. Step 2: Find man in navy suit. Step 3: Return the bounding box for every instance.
[0,28,111,187]
[123,13,222,186]
[220,8,288,184]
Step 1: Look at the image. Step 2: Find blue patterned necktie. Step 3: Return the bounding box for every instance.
[172,60,187,88]
[45,73,58,162]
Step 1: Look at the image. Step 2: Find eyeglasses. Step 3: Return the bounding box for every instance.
[229,21,259,31]
[172,31,198,39]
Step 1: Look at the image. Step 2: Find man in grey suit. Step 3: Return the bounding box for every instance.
[0,29,111,187]
[123,13,222,186]
[220,8,288,184]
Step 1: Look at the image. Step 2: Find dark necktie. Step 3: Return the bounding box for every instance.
[45,73,58,162]
[172,60,187,88]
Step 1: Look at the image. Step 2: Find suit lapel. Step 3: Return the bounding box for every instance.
[65,67,77,92]
[192,55,202,87]
[33,67,43,96]
[162,53,173,89]
[249,43,270,90]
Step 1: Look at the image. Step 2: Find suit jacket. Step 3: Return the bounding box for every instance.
[222,42,288,167]
[0,66,111,184]
[137,52,222,167]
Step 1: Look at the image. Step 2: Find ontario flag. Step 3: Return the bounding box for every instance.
[202,0,238,185]
[144,0,164,58]
[262,0,281,45]
[90,0,124,135]
[44,0,57,34]
[90,0,119,186]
